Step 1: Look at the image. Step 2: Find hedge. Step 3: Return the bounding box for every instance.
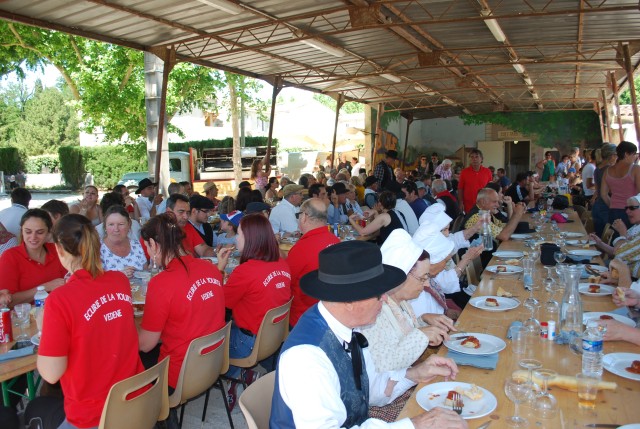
[25,154,60,174]
[58,146,85,189]
[0,147,23,175]
[168,136,277,152]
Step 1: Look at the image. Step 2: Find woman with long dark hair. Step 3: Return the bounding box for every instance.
[36,214,143,429]
[69,185,102,226]
[217,214,291,409]
[251,153,271,195]
[138,213,227,393]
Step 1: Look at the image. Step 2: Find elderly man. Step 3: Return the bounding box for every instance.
[434,159,453,181]
[374,150,398,191]
[187,195,216,247]
[135,178,164,219]
[270,184,304,236]
[271,240,467,429]
[156,182,185,214]
[0,187,30,236]
[287,198,340,327]
[203,181,220,209]
[457,149,493,214]
[165,194,215,257]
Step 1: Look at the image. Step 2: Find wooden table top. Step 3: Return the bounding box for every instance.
[0,316,38,383]
[398,210,640,428]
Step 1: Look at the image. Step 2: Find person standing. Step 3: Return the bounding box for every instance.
[601,141,640,228]
[536,151,556,181]
[373,150,398,191]
[592,143,618,236]
[434,159,453,181]
[270,241,466,429]
[251,152,272,195]
[457,149,492,214]
[427,152,440,176]
[582,149,597,202]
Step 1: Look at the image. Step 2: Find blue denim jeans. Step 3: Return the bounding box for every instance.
[58,420,97,429]
[591,199,609,237]
[226,323,256,378]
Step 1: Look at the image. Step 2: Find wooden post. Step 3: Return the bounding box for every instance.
[601,89,611,142]
[401,113,413,169]
[154,47,176,190]
[623,43,640,140]
[596,101,606,143]
[372,103,385,165]
[330,93,345,170]
[611,72,624,142]
[266,76,282,168]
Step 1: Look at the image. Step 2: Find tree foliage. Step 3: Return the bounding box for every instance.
[313,93,365,114]
[461,111,601,150]
[0,21,225,142]
[619,75,640,105]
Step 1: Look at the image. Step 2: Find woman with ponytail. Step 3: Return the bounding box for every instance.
[138,213,227,393]
[36,214,144,429]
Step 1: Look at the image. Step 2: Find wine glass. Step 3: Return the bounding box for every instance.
[13,303,31,341]
[504,372,532,427]
[35,306,44,338]
[519,358,543,385]
[554,251,566,265]
[523,300,541,337]
[533,368,559,418]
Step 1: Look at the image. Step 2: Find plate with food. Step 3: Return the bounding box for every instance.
[469,296,520,312]
[567,249,601,259]
[485,265,524,275]
[563,232,586,238]
[603,353,640,381]
[578,283,615,296]
[580,264,608,280]
[566,239,596,247]
[444,333,506,356]
[416,382,497,419]
[493,251,525,260]
[510,234,532,240]
[583,312,636,327]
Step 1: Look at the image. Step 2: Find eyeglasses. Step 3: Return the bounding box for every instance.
[198,209,213,215]
[625,205,640,211]
[409,272,428,283]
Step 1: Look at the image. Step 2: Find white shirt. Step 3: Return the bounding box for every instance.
[394,199,419,235]
[409,290,444,317]
[277,303,415,429]
[136,195,154,218]
[346,199,364,217]
[156,199,168,214]
[269,198,300,234]
[0,204,27,236]
[581,162,596,197]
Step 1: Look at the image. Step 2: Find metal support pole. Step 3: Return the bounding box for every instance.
[330,94,345,170]
[401,113,413,169]
[266,76,282,167]
[623,43,640,140]
[601,89,611,142]
[611,72,624,141]
[373,103,385,164]
[596,101,606,143]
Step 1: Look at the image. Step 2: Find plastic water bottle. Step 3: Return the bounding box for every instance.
[582,320,604,377]
[34,286,48,308]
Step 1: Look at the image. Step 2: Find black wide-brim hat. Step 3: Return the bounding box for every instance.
[300,241,406,302]
[135,178,156,194]
[515,221,536,234]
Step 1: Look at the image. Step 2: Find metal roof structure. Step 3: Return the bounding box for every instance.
[0,0,639,120]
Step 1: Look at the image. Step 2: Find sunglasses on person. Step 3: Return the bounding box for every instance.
[625,205,640,211]
[295,211,307,219]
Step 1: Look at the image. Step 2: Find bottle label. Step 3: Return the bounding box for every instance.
[582,339,603,353]
[34,299,45,308]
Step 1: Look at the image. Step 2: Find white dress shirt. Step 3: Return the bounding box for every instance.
[136,195,154,218]
[277,303,415,429]
[394,200,419,235]
[269,198,300,234]
[0,204,27,236]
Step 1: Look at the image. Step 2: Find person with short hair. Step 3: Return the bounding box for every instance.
[135,178,163,219]
[270,184,305,236]
[402,181,428,219]
[41,199,70,228]
[582,149,597,199]
[270,240,466,429]
[373,150,398,191]
[96,192,142,240]
[179,180,194,197]
[217,210,243,247]
[457,149,492,214]
[36,214,144,429]
[427,152,440,176]
[187,194,216,247]
[364,176,379,209]
[432,179,460,222]
[165,194,215,257]
[496,168,511,192]
[203,181,220,209]
[100,205,146,277]
[434,159,453,181]
[505,172,531,204]
[156,182,185,215]
[0,187,31,236]
[394,168,406,184]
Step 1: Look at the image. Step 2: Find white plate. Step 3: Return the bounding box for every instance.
[603,353,640,381]
[493,251,524,260]
[31,334,40,346]
[444,333,507,356]
[567,249,601,258]
[580,264,608,279]
[485,265,524,275]
[511,234,532,240]
[618,424,640,429]
[469,296,520,312]
[584,312,636,327]
[563,232,586,238]
[416,382,497,419]
[578,283,615,296]
[566,239,596,246]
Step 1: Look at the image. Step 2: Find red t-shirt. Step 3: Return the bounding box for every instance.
[458,165,493,213]
[286,227,339,326]
[139,224,204,260]
[224,258,292,335]
[38,269,143,428]
[141,255,225,388]
[0,242,67,294]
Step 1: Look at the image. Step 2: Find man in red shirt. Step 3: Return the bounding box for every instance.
[457,149,493,214]
[165,194,215,257]
[287,198,340,326]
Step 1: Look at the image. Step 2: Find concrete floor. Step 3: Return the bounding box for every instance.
[176,383,249,429]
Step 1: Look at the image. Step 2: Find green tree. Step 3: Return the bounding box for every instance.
[0,82,30,144]
[619,75,640,105]
[312,93,365,114]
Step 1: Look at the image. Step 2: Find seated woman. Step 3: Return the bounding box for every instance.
[95,192,141,240]
[217,214,291,409]
[217,210,243,247]
[348,191,405,245]
[590,193,640,278]
[100,205,146,277]
[113,184,140,220]
[264,177,280,206]
[138,213,227,394]
[597,260,640,346]
[69,185,102,226]
[36,214,144,429]
[0,209,66,306]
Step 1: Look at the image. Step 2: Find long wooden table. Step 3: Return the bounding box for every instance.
[0,316,39,406]
[399,210,640,428]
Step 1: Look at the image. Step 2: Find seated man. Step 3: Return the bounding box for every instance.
[402,180,429,219]
[270,184,304,236]
[165,194,215,257]
[271,241,467,429]
[505,172,531,204]
[187,194,216,247]
[327,182,351,225]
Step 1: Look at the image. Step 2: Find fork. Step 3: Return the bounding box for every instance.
[451,391,463,415]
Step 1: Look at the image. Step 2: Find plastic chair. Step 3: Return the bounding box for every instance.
[169,322,233,429]
[99,357,170,429]
[464,259,480,286]
[602,224,614,246]
[239,371,276,429]
[229,297,293,383]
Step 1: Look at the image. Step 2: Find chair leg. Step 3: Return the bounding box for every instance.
[201,388,210,423]
[218,379,235,429]
[178,404,185,429]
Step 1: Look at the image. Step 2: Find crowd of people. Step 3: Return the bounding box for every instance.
[0,141,638,429]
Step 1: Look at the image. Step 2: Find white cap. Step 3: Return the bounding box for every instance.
[412,227,454,264]
[418,203,452,230]
[380,229,424,275]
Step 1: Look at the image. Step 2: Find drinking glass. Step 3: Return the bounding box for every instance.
[576,373,599,410]
[13,303,31,341]
[35,306,44,337]
[533,369,558,418]
[519,358,543,385]
[554,251,566,265]
[504,372,532,427]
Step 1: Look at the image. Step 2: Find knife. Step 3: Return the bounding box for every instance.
[476,421,492,429]
[451,335,471,341]
[584,424,621,428]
